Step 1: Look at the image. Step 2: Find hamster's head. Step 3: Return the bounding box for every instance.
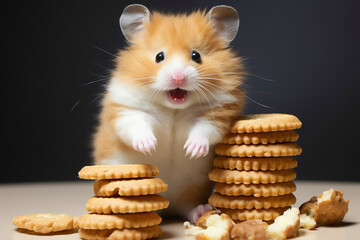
[113,4,244,109]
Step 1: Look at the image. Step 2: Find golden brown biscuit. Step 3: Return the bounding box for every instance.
[184,211,234,240]
[300,214,316,230]
[209,168,296,184]
[78,212,161,230]
[78,225,162,240]
[230,114,302,133]
[94,178,168,197]
[299,189,349,225]
[222,130,299,145]
[213,156,297,171]
[267,207,300,240]
[86,195,169,214]
[208,192,296,209]
[78,164,159,180]
[221,208,288,221]
[12,213,74,234]
[215,143,302,157]
[215,181,296,197]
[231,219,268,240]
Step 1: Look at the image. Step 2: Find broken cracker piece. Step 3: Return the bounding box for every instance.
[266,207,300,240]
[184,211,234,240]
[300,189,349,225]
[231,219,268,240]
[12,213,75,234]
[300,214,316,230]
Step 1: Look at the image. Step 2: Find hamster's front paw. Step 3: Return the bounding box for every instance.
[132,131,157,155]
[184,134,209,159]
[188,204,214,224]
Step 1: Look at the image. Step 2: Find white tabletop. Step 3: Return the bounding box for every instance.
[0,180,359,240]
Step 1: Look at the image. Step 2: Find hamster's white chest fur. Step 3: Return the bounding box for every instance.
[104,79,214,215]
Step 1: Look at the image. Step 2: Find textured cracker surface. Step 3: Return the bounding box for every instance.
[12,213,74,234]
[222,130,299,144]
[215,143,302,157]
[86,195,169,214]
[209,192,296,209]
[78,212,161,230]
[230,114,302,133]
[215,181,296,197]
[94,178,168,197]
[220,207,288,221]
[78,225,162,240]
[209,168,296,184]
[78,164,159,180]
[213,156,298,171]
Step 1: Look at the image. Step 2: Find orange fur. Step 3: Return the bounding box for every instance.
[93,10,245,164]
[92,95,132,164]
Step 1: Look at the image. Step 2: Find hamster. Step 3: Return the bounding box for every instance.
[92,4,245,221]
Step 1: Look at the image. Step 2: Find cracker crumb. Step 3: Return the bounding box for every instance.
[300,214,316,230]
[266,207,300,240]
[231,219,268,240]
[184,211,234,240]
[300,189,349,225]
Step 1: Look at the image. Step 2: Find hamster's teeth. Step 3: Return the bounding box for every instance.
[174,98,178,101]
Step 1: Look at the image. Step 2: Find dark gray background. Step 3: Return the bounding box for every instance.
[2,0,359,183]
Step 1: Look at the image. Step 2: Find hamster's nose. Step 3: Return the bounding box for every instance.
[172,70,185,86]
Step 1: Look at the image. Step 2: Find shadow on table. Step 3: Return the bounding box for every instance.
[15,228,78,235]
[328,221,358,227]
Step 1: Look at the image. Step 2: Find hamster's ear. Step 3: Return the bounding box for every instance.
[119,4,150,42]
[207,5,239,44]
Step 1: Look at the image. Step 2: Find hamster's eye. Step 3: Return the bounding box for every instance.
[155,52,165,63]
[191,50,201,63]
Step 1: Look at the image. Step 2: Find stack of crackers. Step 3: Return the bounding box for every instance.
[77,164,169,240]
[208,114,302,222]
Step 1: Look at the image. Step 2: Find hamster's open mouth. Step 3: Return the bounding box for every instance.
[167,88,188,104]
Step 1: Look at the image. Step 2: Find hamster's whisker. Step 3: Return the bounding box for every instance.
[130,76,157,81]
[82,78,109,86]
[91,61,113,72]
[198,71,274,82]
[196,82,223,100]
[90,90,108,104]
[197,77,227,82]
[70,100,80,112]
[198,72,240,76]
[90,72,111,79]
[241,83,272,94]
[147,88,162,102]
[242,73,275,82]
[193,90,203,106]
[91,44,118,58]
[196,82,239,113]
[197,80,227,91]
[194,84,215,120]
[193,85,211,107]
[245,95,274,109]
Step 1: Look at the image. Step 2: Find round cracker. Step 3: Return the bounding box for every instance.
[12,213,74,234]
[78,212,161,230]
[78,225,162,240]
[209,192,296,209]
[86,195,169,214]
[209,168,296,184]
[230,114,302,133]
[213,156,298,171]
[219,207,289,221]
[215,181,296,197]
[94,178,168,197]
[215,143,302,157]
[78,164,159,180]
[222,130,299,145]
